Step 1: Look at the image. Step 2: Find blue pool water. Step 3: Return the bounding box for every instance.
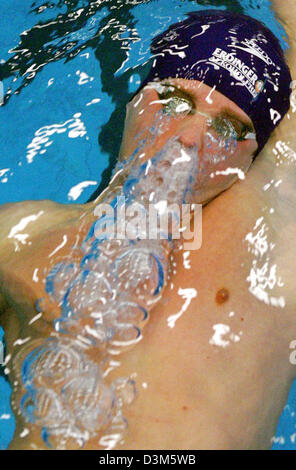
[0,0,295,449]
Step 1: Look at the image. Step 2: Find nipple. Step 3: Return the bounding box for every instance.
[215,288,229,304]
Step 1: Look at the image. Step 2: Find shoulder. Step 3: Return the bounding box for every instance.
[0,200,84,261]
[0,200,86,321]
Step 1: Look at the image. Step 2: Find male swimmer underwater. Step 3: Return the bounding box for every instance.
[1,1,296,449]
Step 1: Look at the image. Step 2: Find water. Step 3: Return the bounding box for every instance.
[0,0,295,450]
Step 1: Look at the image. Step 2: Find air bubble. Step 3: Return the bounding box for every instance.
[114,377,137,406]
[45,262,78,304]
[62,373,115,432]
[64,272,114,316]
[115,302,148,327]
[21,388,71,427]
[20,338,87,389]
[18,134,205,448]
[43,424,88,450]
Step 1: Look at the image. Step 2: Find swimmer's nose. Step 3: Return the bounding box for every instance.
[177,113,207,151]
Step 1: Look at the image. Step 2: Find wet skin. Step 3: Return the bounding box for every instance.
[1,18,296,447]
[119,79,258,205]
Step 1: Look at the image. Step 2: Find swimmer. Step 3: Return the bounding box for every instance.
[1,1,296,449]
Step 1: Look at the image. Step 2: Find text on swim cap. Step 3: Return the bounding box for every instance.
[208,47,261,98]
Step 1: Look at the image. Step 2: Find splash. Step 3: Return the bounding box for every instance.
[13,113,240,448]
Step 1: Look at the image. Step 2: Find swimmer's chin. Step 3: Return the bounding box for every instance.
[195,175,240,206]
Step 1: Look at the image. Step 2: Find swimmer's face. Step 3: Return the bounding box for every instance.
[119,79,258,204]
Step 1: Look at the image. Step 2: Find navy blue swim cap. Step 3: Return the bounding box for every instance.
[138,9,292,157]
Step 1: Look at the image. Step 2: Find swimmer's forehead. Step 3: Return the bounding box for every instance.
[148,78,255,130]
